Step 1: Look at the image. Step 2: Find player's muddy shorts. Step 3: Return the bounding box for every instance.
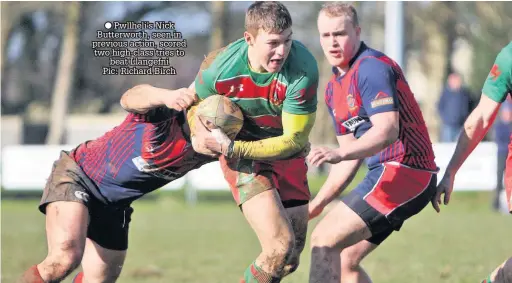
[220,156,310,208]
[39,151,133,250]
[505,148,512,213]
[342,162,438,245]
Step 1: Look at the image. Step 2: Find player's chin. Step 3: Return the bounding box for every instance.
[265,63,283,73]
[327,57,344,67]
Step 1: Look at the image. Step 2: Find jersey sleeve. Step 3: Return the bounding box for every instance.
[194,48,225,100]
[482,44,512,103]
[128,107,176,123]
[232,112,314,160]
[358,58,399,116]
[282,57,319,115]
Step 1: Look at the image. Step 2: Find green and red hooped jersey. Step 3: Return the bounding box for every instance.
[194,38,319,141]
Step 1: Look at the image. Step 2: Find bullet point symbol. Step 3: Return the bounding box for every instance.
[104,22,112,29]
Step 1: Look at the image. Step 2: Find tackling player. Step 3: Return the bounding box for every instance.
[307,3,438,283]
[19,84,217,283]
[434,41,512,283]
[189,2,318,282]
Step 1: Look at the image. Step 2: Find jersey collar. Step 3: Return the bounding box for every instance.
[331,41,368,77]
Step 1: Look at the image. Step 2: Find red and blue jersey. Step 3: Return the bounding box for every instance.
[325,42,437,171]
[70,108,212,206]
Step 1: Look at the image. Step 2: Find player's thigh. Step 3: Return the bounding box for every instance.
[219,156,278,206]
[341,240,378,268]
[274,157,311,205]
[40,151,92,261]
[44,201,89,262]
[220,157,295,249]
[311,201,371,249]
[87,204,134,252]
[241,189,293,250]
[275,158,310,253]
[81,238,127,282]
[341,163,437,239]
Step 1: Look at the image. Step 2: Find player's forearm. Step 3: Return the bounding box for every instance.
[120,84,169,113]
[312,159,363,207]
[445,109,496,174]
[231,134,307,161]
[339,125,398,160]
[231,112,315,160]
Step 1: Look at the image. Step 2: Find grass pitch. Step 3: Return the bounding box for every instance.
[1,172,510,283]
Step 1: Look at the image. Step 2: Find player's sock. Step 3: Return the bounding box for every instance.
[243,261,281,283]
[19,265,44,283]
[72,271,84,283]
[481,274,492,283]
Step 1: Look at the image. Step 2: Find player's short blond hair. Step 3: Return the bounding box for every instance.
[245,1,292,37]
[320,2,359,27]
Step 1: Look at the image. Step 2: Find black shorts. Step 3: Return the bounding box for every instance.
[342,163,437,245]
[39,151,133,250]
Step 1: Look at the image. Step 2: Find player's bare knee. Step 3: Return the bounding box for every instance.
[283,256,300,275]
[47,240,84,274]
[261,234,295,271]
[310,225,336,249]
[40,253,81,279]
[341,249,363,272]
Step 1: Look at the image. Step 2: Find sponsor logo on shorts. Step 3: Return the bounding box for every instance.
[74,191,90,202]
[341,116,365,132]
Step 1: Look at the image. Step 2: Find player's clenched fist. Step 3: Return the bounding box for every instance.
[165,88,197,111]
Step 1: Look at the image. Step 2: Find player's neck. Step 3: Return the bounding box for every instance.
[247,47,267,73]
[337,41,362,74]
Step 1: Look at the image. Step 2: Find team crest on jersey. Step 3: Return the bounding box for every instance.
[346,94,357,111]
[341,116,365,132]
[371,92,394,108]
[489,64,501,81]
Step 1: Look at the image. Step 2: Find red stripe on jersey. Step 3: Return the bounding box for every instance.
[251,115,282,129]
[215,76,287,105]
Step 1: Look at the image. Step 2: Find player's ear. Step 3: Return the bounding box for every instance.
[355,25,361,37]
[244,31,255,46]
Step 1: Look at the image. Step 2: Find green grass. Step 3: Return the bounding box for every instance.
[2,172,511,283]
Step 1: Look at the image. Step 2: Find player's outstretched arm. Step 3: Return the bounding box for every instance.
[432,94,501,212]
[308,135,364,220]
[120,84,197,114]
[433,44,511,212]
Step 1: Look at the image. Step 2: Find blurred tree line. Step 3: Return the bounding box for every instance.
[1,1,511,145]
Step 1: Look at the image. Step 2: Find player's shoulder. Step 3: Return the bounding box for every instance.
[356,45,390,67]
[202,38,247,71]
[285,40,319,77]
[495,41,512,67]
[499,41,512,57]
[357,53,394,79]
